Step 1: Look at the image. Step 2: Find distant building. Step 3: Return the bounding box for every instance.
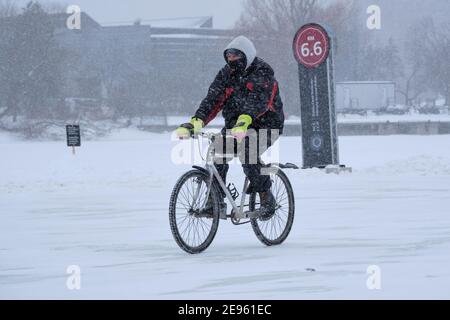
[336,81,395,111]
[52,13,235,116]
[102,16,214,28]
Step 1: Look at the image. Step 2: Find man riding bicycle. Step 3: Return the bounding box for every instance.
[176,35,285,217]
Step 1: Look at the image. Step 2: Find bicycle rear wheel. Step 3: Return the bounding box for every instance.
[249,169,295,246]
[169,170,220,254]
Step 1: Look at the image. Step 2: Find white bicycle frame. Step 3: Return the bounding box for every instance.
[192,132,253,220]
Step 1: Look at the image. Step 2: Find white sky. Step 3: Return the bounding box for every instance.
[29,0,245,28]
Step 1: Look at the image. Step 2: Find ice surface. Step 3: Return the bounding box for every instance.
[1,129,450,299]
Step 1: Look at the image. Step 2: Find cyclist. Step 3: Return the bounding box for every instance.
[176,35,285,217]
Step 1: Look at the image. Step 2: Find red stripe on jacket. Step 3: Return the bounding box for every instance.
[205,87,234,125]
[267,81,278,112]
[257,81,278,119]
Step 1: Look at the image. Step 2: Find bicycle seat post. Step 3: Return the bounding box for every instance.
[204,133,215,165]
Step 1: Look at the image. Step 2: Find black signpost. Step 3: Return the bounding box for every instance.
[66,125,81,155]
[293,23,349,173]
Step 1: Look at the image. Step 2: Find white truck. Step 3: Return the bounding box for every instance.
[335,81,396,114]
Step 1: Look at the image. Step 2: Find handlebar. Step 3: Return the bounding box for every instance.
[178,131,238,141]
[199,131,237,141]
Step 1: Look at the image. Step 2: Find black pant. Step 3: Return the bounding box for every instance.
[213,128,279,195]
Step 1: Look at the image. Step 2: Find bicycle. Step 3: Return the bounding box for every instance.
[169,132,298,254]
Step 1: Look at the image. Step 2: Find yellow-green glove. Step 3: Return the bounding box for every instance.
[190,117,204,135]
[231,114,252,142]
[176,117,204,139]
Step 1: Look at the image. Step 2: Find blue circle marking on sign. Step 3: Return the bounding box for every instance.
[310,135,323,151]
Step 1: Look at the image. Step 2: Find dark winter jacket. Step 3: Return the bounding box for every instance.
[194,36,284,133]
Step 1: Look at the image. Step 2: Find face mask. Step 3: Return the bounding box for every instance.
[227,59,246,74]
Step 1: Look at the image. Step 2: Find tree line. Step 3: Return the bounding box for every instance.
[0,0,448,138]
[237,0,449,109]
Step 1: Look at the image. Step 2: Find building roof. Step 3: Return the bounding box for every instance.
[101,16,213,29]
[51,12,101,30]
[337,81,395,85]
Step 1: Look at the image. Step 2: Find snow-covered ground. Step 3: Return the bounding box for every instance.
[1,129,450,299]
[334,113,450,124]
[167,112,450,127]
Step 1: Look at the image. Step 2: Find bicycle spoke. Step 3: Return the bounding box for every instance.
[177,188,191,209]
[176,213,190,225]
[179,186,192,208]
[197,218,209,239]
[274,213,284,235]
[192,219,198,247]
[253,172,294,243]
[180,217,191,238]
[191,218,198,247]
[263,219,270,236]
[192,182,205,209]
[277,207,289,220]
[196,183,208,209]
[270,218,277,240]
[196,224,203,246]
[274,177,282,200]
[277,194,288,205]
[174,174,217,249]
[195,218,202,247]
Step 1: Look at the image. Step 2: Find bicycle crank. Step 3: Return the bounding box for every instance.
[230,209,259,225]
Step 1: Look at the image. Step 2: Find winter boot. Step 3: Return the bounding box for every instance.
[255,189,277,221]
[199,194,227,219]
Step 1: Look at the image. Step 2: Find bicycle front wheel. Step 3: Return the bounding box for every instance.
[169,170,220,254]
[249,169,295,246]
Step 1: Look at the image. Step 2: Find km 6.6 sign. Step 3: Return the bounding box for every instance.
[293,23,330,68]
[292,23,341,169]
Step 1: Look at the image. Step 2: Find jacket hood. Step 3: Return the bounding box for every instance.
[224,36,257,70]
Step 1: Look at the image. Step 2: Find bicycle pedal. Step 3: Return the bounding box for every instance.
[243,210,259,219]
[231,217,251,225]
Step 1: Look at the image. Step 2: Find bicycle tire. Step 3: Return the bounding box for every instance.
[169,169,220,254]
[249,169,295,246]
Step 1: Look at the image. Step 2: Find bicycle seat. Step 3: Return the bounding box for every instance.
[278,163,300,169]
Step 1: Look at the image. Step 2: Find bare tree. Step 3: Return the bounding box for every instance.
[41,1,67,14]
[0,1,66,131]
[421,21,450,106]
[397,18,444,106]
[235,0,356,115]
[0,0,18,119]
[237,0,319,35]
[356,37,404,82]
[397,62,425,106]
[0,0,17,18]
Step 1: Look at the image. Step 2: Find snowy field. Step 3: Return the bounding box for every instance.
[166,113,450,127]
[1,129,450,299]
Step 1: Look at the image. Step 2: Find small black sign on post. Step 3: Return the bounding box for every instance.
[66,125,81,155]
[292,23,349,173]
